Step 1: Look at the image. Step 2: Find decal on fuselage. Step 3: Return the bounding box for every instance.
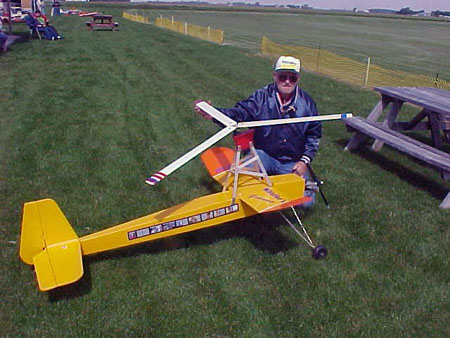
[263,187,286,203]
[127,204,239,241]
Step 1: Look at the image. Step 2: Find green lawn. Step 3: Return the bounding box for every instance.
[135,6,450,81]
[1,6,449,337]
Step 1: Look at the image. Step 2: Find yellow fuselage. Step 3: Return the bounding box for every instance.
[80,173,305,255]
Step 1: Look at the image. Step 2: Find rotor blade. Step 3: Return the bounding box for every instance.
[195,101,237,127]
[145,126,236,186]
[237,113,352,128]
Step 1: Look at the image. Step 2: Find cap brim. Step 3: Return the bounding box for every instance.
[274,69,299,74]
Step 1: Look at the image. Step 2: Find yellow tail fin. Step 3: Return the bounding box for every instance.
[20,199,83,291]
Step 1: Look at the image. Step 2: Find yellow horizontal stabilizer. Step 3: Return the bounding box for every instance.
[33,239,83,291]
[238,174,306,213]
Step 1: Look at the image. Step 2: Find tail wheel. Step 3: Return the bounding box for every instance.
[312,245,327,259]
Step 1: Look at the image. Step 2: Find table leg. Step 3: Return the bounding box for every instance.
[444,130,450,143]
[345,99,387,151]
[439,191,450,209]
[428,112,443,149]
[367,99,388,121]
[372,100,403,151]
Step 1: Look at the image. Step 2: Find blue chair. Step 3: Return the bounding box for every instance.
[24,14,45,39]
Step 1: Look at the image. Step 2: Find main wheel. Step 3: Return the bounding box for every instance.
[312,245,327,259]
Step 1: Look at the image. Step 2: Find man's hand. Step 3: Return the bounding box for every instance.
[292,161,307,177]
[193,100,213,120]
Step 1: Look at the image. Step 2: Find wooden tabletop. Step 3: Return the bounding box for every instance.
[375,87,450,116]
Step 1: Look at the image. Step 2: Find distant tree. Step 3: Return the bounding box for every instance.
[397,7,413,15]
[396,7,424,15]
[431,10,450,17]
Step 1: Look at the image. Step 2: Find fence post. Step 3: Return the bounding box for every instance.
[364,57,371,87]
[434,73,439,87]
[316,45,321,72]
[184,22,188,35]
[208,26,210,40]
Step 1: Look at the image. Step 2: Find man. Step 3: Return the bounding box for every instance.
[195,55,321,206]
[33,10,49,26]
[26,11,61,40]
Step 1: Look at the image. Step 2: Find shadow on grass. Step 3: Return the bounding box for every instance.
[6,32,32,44]
[47,206,314,300]
[48,265,92,302]
[1,32,35,54]
[336,138,449,200]
[88,212,301,260]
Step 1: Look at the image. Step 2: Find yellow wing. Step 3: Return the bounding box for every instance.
[237,173,311,213]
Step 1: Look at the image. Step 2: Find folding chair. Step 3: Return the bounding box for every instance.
[25,15,44,39]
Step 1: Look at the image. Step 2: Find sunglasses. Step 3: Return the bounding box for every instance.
[276,73,299,83]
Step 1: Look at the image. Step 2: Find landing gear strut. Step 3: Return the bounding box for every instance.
[279,206,327,260]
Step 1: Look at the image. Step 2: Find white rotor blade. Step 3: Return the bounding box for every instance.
[196,101,237,127]
[146,126,236,186]
[237,113,352,128]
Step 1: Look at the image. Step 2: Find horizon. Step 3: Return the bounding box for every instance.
[132,0,450,11]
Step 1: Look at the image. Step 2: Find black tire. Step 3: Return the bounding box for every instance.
[312,245,327,259]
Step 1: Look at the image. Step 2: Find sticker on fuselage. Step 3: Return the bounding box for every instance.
[127,204,239,241]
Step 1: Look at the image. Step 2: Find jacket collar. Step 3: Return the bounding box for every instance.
[276,86,298,115]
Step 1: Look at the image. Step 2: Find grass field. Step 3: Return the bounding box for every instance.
[1,5,449,337]
[133,6,450,81]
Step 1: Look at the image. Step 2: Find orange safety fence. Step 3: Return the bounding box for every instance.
[261,36,450,90]
[155,17,224,45]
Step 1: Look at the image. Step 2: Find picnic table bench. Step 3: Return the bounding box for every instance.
[344,87,450,209]
[86,15,119,31]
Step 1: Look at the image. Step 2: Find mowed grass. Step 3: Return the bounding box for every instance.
[1,6,449,336]
[137,6,450,81]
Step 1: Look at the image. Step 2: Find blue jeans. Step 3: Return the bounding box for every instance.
[256,149,315,208]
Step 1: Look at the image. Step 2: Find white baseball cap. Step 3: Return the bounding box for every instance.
[274,56,301,74]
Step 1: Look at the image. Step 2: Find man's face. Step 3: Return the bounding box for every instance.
[273,71,299,96]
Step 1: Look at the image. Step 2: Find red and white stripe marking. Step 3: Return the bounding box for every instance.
[145,172,167,185]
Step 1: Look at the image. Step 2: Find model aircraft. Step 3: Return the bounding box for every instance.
[19,102,352,292]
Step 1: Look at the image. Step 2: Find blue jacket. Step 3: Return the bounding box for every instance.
[218,83,321,163]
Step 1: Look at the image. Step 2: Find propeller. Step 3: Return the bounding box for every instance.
[145,101,352,186]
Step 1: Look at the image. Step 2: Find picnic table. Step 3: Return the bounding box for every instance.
[86,15,119,31]
[344,87,450,209]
